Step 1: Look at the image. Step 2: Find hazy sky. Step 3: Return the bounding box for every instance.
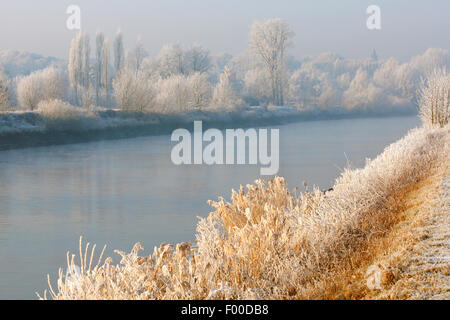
[1,0,449,61]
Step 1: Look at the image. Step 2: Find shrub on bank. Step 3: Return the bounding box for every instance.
[37,99,98,131]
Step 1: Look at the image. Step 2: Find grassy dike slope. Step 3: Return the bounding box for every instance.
[40,125,449,300]
[360,161,449,299]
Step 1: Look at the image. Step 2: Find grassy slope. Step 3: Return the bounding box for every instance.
[358,166,449,299]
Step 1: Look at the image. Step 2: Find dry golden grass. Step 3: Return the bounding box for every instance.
[38,125,449,300]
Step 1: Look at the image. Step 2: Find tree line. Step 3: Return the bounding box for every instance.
[0,18,448,115]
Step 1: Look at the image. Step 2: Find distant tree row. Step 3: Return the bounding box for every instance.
[0,66,10,110]
[1,18,448,115]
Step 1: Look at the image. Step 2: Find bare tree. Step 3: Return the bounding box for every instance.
[211,66,241,110]
[133,36,146,73]
[418,68,449,128]
[83,33,91,92]
[68,32,91,106]
[113,29,125,75]
[189,72,211,110]
[68,32,84,105]
[154,74,191,112]
[249,18,293,106]
[95,32,105,105]
[102,38,111,105]
[186,44,211,74]
[0,67,9,110]
[156,44,185,77]
[113,68,155,113]
[17,67,66,110]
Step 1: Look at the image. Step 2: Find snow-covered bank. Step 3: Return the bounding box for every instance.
[0,106,416,150]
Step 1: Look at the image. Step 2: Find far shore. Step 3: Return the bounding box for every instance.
[0,107,416,151]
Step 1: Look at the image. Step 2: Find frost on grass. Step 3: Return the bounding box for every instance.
[39,124,449,300]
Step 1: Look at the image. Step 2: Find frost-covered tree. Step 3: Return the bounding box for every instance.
[244,67,271,106]
[188,72,211,110]
[17,67,66,110]
[155,74,191,112]
[133,36,146,73]
[83,34,91,91]
[214,53,233,73]
[373,58,399,92]
[68,32,83,105]
[418,68,449,128]
[371,49,378,61]
[410,48,448,74]
[154,71,213,113]
[185,44,211,74]
[342,68,385,110]
[0,67,10,109]
[95,32,105,104]
[273,47,448,111]
[317,81,339,110]
[156,44,186,78]
[211,66,241,110]
[113,68,155,113]
[68,32,91,106]
[18,74,41,110]
[124,50,134,72]
[249,18,294,106]
[113,29,125,75]
[65,26,447,115]
[394,63,420,102]
[342,68,371,109]
[102,38,111,105]
[287,66,335,109]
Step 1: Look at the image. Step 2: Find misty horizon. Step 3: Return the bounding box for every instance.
[1,0,449,61]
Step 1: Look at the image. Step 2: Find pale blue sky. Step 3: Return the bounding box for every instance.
[1,0,449,60]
